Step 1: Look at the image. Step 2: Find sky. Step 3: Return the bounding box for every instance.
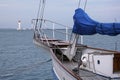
[0,0,120,29]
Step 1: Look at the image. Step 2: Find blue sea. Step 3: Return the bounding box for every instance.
[0,29,120,80]
[0,29,53,80]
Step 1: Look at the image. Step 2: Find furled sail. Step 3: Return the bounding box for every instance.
[72,8,120,36]
[96,23,120,36]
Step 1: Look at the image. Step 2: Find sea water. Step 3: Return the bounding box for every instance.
[0,29,53,80]
[0,29,120,80]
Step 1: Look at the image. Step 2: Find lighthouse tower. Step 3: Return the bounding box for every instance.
[17,20,21,30]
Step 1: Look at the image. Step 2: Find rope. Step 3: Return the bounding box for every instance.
[84,0,88,11]
[0,59,52,78]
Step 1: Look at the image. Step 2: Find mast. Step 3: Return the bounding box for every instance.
[64,0,88,60]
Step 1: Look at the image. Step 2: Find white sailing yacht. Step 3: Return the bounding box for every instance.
[33,0,120,80]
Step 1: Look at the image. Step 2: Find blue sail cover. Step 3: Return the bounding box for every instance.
[72,8,120,36]
[96,23,120,36]
[72,8,98,35]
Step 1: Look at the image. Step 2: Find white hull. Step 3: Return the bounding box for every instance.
[51,49,80,80]
[52,57,77,80]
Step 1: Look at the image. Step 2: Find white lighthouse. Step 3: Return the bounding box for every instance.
[17,20,21,30]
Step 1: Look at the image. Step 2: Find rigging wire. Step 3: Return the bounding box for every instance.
[84,0,88,11]
[34,0,46,38]
[77,0,88,10]
[39,0,46,28]
[37,0,42,19]
[35,0,46,31]
[35,0,42,30]
[40,0,46,19]
[78,0,81,8]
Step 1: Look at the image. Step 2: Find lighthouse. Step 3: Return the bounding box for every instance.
[17,20,21,30]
